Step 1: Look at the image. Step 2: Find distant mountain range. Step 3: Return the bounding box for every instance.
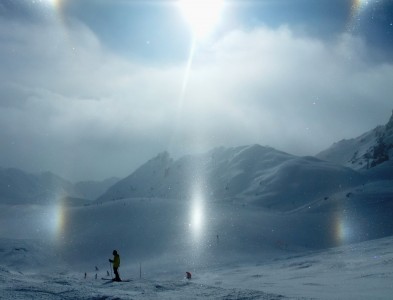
[96,146,363,210]
[1,111,392,208]
[0,168,119,205]
[97,111,392,210]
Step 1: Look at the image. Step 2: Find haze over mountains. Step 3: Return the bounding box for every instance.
[96,146,364,211]
[97,111,393,211]
[0,168,118,204]
[1,111,392,209]
[2,110,392,256]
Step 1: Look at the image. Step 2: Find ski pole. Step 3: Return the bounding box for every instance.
[109,261,113,279]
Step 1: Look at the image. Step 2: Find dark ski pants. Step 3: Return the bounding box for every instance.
[113,267,121,281]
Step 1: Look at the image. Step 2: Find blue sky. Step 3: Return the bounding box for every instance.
[49,0,393,61]
[0,0,392,181]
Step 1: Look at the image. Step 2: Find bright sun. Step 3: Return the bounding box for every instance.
[177,0,224,39]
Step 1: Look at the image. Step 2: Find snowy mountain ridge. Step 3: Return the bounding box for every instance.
[97,144,365,211]
[96,113,393,211]
[316,110,393,170]
[1,112,392,209]
[97,145,295,202]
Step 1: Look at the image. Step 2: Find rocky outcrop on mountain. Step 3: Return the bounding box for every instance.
[316,110,393,170]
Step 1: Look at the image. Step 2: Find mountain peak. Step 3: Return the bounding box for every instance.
[316,110,393,170]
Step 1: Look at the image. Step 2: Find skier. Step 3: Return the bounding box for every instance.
[109,250,121,282]
[186,271,192,279]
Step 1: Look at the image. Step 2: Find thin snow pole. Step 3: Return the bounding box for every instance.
[110,261,113,279]
[139,262,142,279]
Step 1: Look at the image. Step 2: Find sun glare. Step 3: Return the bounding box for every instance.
[190,201,203,233]
[46,200,67,242]
[42,0,60,7]
[347,0,371,31]
[178,0,224,39]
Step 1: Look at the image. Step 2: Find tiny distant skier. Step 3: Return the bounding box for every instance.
[109,250,121,282]
[186,271,192,280]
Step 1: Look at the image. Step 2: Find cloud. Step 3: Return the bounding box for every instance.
[177,27,393,151]
[0,16,392,180]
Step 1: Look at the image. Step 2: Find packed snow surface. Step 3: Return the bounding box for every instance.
[1,235,393,299]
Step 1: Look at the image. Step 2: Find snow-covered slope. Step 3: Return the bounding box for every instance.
[1,171,392,299]
[197,235,393,300]
[316,110,393,170]
[4,188,391,271]
[240,155,363,210]
[0,238,63,273]
[1,234,393,299]
[97,145,365,211]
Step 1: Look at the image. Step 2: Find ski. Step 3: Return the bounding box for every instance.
[101,278,132,282]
